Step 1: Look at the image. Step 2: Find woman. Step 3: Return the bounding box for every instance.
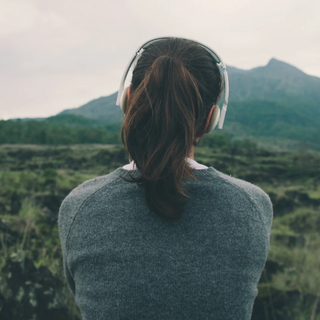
[58,37,273,320]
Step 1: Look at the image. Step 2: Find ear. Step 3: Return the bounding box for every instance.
[121,85,131,114]
[205,104,220,134]
[126,85,131,112]
[198,105,219,138]
[127,85,131,102]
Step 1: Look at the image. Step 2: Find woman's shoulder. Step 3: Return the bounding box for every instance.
[214,167,273,232]
[62,168,122,205]
[57,169,120,239]
[214,168,270,199]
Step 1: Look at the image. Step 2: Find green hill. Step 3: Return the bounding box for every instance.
[223,59,320,147]
[58,92,123,124]
[53,58,320,149]
[44,114,121,131]
[4,58,320,150]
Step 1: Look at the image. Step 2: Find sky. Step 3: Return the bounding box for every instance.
[0,0,319,120]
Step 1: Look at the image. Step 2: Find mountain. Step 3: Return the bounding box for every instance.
[222,58,320,144]
[227,58,320,103]
[56,58,320,122]
[52,58,320,146]
[7,58,319,148]
[58,92,122,123]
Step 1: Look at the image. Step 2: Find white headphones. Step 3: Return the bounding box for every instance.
[116,36,229,132]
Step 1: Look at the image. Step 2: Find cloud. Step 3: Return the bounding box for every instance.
[0,1,65,35]
[0,0,319,119]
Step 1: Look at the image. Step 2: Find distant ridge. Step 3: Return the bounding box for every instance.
[58,92,120,123]
[6,58,320,147]
[55,58,320,122]
[228,58,306,75]
[266,58,305,73]
[226,58,320,101]
[5,117,46,122]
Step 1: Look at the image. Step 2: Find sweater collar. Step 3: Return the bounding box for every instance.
[122,158,208,170]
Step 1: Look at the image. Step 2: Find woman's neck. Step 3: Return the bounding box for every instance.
[188,147,195,160]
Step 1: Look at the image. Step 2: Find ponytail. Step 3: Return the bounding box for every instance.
[119,38,221,219]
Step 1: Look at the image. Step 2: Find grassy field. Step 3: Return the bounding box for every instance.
[0,143,319,320]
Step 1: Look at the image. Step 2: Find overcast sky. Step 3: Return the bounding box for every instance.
[0,0,319,120]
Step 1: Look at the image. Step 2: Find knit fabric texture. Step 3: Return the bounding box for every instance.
[58,165,273,320]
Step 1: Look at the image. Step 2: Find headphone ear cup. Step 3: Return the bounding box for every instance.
[121,86,129,114]
[205,106,220,133]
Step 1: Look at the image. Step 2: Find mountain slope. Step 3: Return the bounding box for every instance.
[53,58,320,146]
[222,59,320,144]
[227,58,320,106]
[58,92,123,123]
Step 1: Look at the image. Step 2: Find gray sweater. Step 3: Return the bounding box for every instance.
[58,165,273,320]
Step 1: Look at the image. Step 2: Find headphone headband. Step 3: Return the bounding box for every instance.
[116,36,229,129]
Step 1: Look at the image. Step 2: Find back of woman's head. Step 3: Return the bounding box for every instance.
[120,37,222,220]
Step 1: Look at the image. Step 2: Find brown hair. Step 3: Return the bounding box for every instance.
[119,38,222,220]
